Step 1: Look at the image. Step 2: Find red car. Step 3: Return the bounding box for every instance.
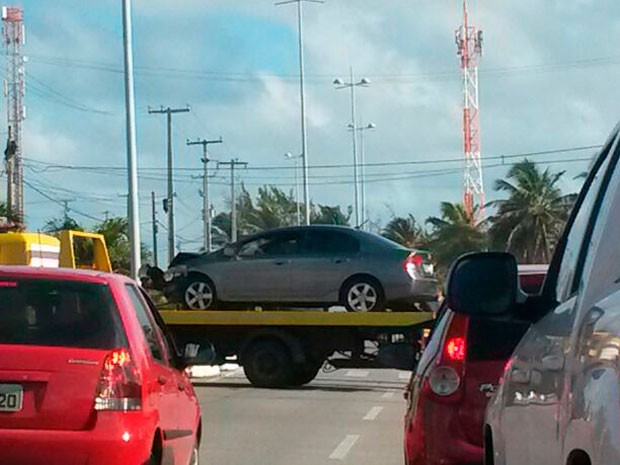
[0,266,201,465]
[404,265,547,465]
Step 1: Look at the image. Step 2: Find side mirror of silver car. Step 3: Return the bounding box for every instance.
[223,245,236,257]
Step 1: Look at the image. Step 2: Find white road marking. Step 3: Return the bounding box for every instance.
[363,406,384,421]
[329,434,360,460]
[398,371,411,379]
[345,370,369,378]
[381,391,394,399]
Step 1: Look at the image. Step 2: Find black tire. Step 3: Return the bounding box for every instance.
[243,340,293,388]
[182,275,217,310]
[289,361,322,386]
[341,277,385,312]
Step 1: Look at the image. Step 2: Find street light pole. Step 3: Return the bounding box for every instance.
[285,152,303,225]
[121,0,141,280]
[356,123,376,230]
[333,69,370,229]
[275,0,324,225]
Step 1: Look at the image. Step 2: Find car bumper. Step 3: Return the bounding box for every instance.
[0,412,155,465]
[406,397,482,465]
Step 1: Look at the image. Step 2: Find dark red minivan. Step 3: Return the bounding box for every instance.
[404,265,547,465]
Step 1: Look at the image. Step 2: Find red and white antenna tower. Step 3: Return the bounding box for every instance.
[2,6,25,224]
[455,0,483,222]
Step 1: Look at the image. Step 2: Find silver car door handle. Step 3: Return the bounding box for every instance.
[274,260,290,266]
[333,258,348,264]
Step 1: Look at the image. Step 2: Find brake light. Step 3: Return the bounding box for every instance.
[445,337,466,361]
[428,313,468,398]
[94,348,142,412]
[403,253,424,278]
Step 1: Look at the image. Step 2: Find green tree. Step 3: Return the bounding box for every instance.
[43,215,83,234]
[487,159,575,263]
[426,202,487,274]
[247,186,297,232]
[311,205,351,225]
[382,214,428,248]
[94,217,151,274]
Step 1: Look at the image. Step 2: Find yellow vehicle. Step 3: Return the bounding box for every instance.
[0,229,112,271]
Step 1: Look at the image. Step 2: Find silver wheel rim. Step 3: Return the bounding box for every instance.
[347,283,378,312]
[185,281,214,310]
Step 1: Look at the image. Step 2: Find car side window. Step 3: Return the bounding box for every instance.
[303,231,360,255]
[555,139,615,303]
[238,232,303,258]
[125,284,169,365]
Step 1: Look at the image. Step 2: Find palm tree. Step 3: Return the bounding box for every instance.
[311,205,351,226]
[426,202,487,274]
[382,214,427,249]
[488,159,575,264]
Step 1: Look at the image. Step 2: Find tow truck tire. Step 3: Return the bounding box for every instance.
[243,340,293,388]
[182,275,218,310]
[289,361,322,386]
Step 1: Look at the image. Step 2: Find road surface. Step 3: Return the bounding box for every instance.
[193,366,411,465]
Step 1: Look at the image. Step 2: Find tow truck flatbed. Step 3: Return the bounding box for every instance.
[160,309,435,388]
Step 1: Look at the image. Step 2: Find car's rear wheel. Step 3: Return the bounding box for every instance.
[243,340,293,388]
[341,278,385,312]
[182,275,217,310]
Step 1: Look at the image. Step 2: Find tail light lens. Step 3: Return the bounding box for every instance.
[403,252,434,279]
[428,313,468,398]
[94,348,142,412]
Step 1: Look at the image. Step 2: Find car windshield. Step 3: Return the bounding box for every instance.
[8,1,610,463]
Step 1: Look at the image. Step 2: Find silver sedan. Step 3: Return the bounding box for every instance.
[163,225,437,312]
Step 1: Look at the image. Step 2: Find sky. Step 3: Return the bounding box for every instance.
[6,0,620,258]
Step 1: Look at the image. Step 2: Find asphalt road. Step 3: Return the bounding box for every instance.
[193,366,412,465]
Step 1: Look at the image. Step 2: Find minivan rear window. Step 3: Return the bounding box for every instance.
[466,317,531,361]
[0,278,126,349]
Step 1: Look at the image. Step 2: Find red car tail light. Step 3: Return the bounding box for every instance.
[445,336,466,361]
[94,348,142,412]
[403,253,425,278]
[428,313,469,399]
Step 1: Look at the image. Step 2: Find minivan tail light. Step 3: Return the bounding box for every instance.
[445,337,466,361]
[427,313,469,399]
[94,348,142,412]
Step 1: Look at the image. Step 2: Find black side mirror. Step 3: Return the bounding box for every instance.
[446,252,518,316]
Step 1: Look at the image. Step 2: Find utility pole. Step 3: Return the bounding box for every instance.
[218,159,247,243]
[151,191,158,268]
[187,137,222,253]
[148,105,190,264]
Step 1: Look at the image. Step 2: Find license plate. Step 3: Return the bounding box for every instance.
[0,384,23,412]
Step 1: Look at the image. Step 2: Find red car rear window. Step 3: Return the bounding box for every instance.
[0,278,126,349]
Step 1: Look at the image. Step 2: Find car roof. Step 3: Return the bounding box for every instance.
[0,265,132,285]
[237,225,356,242]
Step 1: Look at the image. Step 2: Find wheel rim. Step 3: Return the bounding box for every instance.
[185,282,214,310]
[347,283,378,312]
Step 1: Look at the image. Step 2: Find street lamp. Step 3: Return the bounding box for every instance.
[285,152,303,225]
[276,0,324,226]
[348,122,376,230]
[333,68,370,228]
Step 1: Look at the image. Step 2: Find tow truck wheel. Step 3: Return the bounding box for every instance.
[289,361,322,386]
[243,340,293,388]
[182,275,217,310]
[341,277,385,312]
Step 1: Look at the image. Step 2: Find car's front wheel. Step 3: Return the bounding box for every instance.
[341,277,385,312]
[182,275,217,310]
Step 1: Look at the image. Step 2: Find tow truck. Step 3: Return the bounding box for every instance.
[0,227,434,387]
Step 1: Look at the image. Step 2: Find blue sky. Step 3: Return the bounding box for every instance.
[7,0,620,258]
